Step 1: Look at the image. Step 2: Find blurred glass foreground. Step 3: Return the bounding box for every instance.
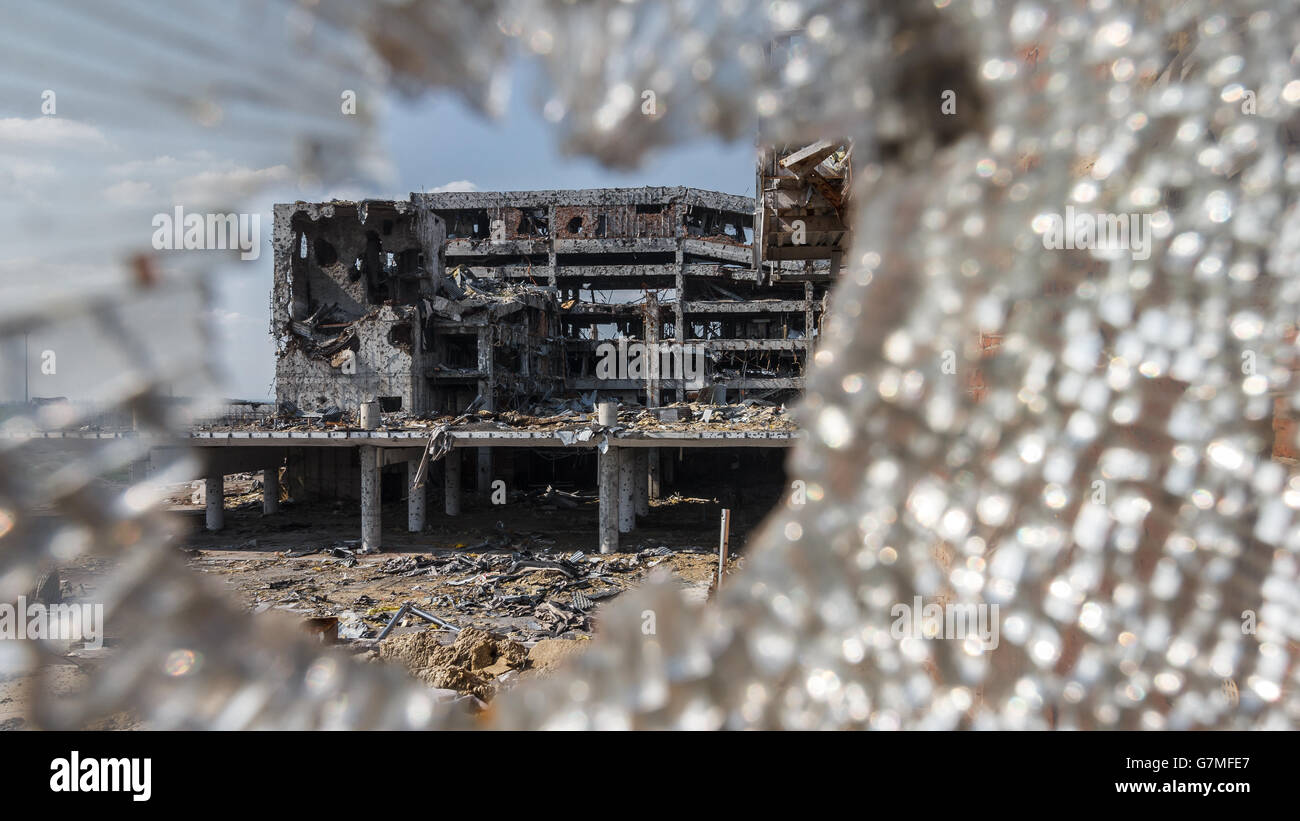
[1,0,1298,729]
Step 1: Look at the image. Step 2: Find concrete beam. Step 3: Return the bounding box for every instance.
[360,445,380,552]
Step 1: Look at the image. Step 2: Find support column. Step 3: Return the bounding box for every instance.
[618,447,635,534]
[262,467,279,514]
[634,449,649,517]
[360,445,381,552]
[598,446,619,553]
[647,447,660,500]
[477,447,492,501]
[445,449,461,516]
[407,457,426,532]
[205,469,224,532]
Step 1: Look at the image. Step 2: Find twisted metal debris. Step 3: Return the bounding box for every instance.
[2,0,1298,729]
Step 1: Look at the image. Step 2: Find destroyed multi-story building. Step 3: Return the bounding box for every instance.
[212,146,853,551]
[273,186,840,418]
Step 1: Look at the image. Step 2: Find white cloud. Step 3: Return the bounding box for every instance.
[173,164,291,205]
[0,158,58,199]
[428,179,477,193]
[106,154,183,177]
[0,117,109,148]
[103,179,155,205]
[207,308,254,326]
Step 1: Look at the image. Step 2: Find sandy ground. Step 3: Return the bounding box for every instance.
[3,474,757,728]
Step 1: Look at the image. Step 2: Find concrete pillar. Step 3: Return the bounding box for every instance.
[262,467,279,514]
[618,447,635,534]
[445,450,461,516]
[663,448,675,490]
[407,457,426,532]
[205,469,223,532]
[647,447,660,499]
[598,447,619,553]
[598,401,618,427]
[477,447,492,500]
[634,449,649,516]
[360,400,380,429]
[360,445,381,552]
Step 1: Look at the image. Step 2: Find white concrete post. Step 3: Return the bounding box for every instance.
[634,449,649,517]
[445,449,461,516]
[598,446,619,553]
[477,447,492,500]
[205,469,224,532]
[598,401,618,427]
[618,447,635,534]
[360,445,381,552]
[647,447,660,499]
[262,467,279,514]
[407,456,426,532]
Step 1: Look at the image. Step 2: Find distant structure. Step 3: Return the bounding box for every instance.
[272,185,838,417]
[183,146,856,551]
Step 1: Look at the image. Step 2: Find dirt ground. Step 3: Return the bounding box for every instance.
[3,473,754,727]
[169,473,748,641]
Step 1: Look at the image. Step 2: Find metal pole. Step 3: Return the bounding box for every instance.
[717,508,730,591]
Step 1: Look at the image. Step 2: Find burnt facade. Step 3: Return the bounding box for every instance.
[273,186,837,417]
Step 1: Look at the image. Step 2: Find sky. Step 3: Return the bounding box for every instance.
[2,56,757,404]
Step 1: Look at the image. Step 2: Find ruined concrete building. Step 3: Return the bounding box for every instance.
[208,146,852,552]
[273,186,838,418]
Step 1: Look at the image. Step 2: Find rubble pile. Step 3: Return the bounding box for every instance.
[377,626,527,701]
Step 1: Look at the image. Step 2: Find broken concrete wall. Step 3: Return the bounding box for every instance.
[273,200,445,415]
[277,305,428,415]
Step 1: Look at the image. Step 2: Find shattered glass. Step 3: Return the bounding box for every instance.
[1,0,1297,729]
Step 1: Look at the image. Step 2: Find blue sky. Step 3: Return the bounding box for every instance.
[2,58,757,403]
[211,65,757,401]
[385,66,757,198]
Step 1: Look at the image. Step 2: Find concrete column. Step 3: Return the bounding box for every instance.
[360,445,381,552]
[663,448,675,490]
[598,401,618,427]
[618,447,635,534]
[634,449,649,516]
[205,469,224,532]
[647,447,660,499]
[407,458,426,532]
[598,447,619,553]
[445,450,461,516]
[477,447,492,500]
[262,467,279,514]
